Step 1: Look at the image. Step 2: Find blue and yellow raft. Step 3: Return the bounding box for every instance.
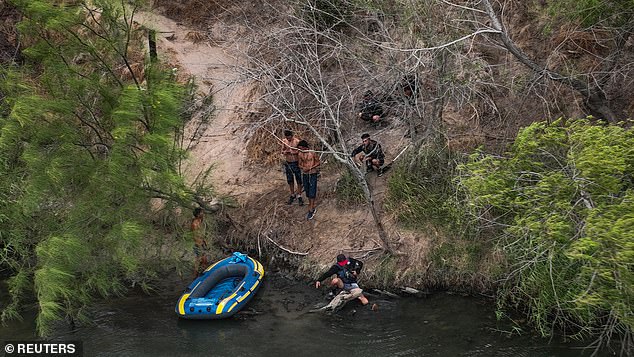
[176,252,264,319]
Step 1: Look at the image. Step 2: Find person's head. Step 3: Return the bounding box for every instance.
[284,129,293,139]
[298,140,309,149]
[363,90,373,98]
[361,133,370,144]
[337,254,348,266]
[193,207,203,218]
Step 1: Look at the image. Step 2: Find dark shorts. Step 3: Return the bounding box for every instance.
[360,110,382,121]
[302,173,318,199]
[284,161,302,185]
[360,112,374,121]
[193,245,203,257]
[365,157,385,168]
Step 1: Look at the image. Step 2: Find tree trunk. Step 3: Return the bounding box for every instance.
[350,164,392,253]
[410,50,447,169]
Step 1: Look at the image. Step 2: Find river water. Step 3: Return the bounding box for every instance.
[1,271,605,357]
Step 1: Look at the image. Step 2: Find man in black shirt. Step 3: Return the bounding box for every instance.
[315,254,369,305]
[357,90,383,123]
[351,133,385,176]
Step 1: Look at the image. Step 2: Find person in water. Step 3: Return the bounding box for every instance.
[315,254,369,305]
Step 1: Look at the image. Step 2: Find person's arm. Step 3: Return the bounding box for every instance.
[311,153,320,171]
[297,152,305,171]
[191,219,202,244]
[376,143,385,160]
[316,265,339,285]
[281,139,289,154]
[351,145,363,158]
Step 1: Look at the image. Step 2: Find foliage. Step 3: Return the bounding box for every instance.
[548,0,634,27]
[0,0,206,335]
[369,254,397,288]
[299,0,353,31]
[385,146,472,236]
[334,166,365,206]
[458,118,633,348]
[428,239,488,275]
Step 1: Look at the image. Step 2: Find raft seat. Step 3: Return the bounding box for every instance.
[189,264,249,299]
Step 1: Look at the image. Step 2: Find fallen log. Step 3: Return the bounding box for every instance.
[308,290,361,313]
[371,289,400,298]
[266,235,309,256]
[400,286,430,297]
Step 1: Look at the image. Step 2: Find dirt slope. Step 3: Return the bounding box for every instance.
[136,9,439,285]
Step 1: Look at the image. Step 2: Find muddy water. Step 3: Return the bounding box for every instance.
[1,272,603,356]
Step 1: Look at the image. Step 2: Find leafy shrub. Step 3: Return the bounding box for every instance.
[334,167,365,206]
[385,146,472,236]
[459,118,633,347]
[299,0,352,31]
[0,0,203,335]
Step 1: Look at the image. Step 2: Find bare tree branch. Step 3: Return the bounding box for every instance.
[480,0,619,122]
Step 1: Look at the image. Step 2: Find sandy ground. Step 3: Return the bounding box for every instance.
[137,12,261,191]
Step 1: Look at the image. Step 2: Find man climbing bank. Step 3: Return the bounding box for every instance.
[315,254,369,306]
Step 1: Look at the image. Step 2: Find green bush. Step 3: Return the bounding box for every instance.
[0,0,203,335]
[548,0,634,27]
[299,0,352,31]
[334,167,365,206]
[458,118,633,346]
[385,146,472,236]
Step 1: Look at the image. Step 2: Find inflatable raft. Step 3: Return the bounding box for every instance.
[176,252,264,319]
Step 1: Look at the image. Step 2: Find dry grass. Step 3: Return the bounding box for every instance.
[185,31,207,43]
[152,0,288,29]
[152,0,233,26]
[115,62,144,83]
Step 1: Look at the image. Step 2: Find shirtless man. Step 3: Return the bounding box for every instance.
[297,140,320,220]
[281,130,304,206]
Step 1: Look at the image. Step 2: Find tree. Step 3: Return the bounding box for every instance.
[478,0,633,123]
[353,0,634,137]
[458,118,633,354]
[236,0,402,252]
[0,0,212,334]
